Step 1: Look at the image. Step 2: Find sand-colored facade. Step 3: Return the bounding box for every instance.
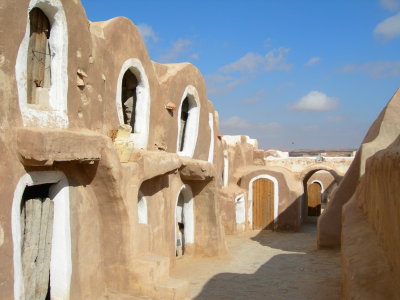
[1,0,391,299]
[0,1,226,299]
[218,136,350,235]
[317,90,400,299]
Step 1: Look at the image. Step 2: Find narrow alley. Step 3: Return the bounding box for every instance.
[172,219,341,300]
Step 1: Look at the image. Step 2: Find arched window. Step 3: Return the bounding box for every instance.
[178,97,189,151]
[16,0,69,128]
[137,192,148,225]
[121,70,138,132]
[115,58,151,149]
[176,86,200,157]
[27,8,52,105]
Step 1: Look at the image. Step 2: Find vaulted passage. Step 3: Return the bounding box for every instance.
[307,183,321,216]
[27,7,52,105]
[20,183,54,300]
[252,178,274,230]
[121,69,138,132]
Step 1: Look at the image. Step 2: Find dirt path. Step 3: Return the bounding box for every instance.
[171,220,341,300]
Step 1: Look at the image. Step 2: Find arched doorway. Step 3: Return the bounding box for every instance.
[307,182,322,216]
[252,178,275,230]
[12,171,71,300]
[175,185,194,257]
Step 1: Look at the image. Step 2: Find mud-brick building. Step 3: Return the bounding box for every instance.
[0,1,227,299]
[318,90,400,299]
[219,135,352,235]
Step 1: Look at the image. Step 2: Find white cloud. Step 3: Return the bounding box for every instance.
[305,56,321,66]
[137,24,158,42]
[337,61,400,78]
[158,39,193,63]
[241,89,267,104]
[219,48,292,74]
[288,91,339,112]
[221,116,280,132]
[380,0,400,11]
[374,12,400,40]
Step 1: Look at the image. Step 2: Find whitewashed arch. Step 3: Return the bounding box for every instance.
[12,171,71,300]
[248,174,279,227]
[207,112,214,163]
[174,184,195,247]
[137,191,148,225]
[115,58,151,149]
[176,85,200,158]
[16,0,69,128]
[311,180,324,193]
[222,150,229,187]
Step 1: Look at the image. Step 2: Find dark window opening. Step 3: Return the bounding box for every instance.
[121,70,138,132]
[20,183,54,300]
[27,8,52,105]
[176,193,185,257]
[179,97,189,151]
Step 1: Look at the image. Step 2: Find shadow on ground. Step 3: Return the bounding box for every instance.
[249,217,319,252]
[194,220,340,300]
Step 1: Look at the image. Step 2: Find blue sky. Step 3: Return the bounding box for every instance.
[81,0,400,149]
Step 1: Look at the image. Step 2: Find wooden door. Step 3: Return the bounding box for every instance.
[307,183,321,216]
[21,196,54,300]
[252,178,274,230]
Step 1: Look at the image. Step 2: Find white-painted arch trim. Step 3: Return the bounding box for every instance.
[176,85,200,158]
[16,0,69,128]
[174,184,195,245]
[248,174,279,227]
[311,180,324,193]
[115,58,151,149]
[207,112,214,163]
[223,150,229,187]
[12,171,71,300]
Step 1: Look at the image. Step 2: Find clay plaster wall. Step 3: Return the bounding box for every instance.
[318,89,400,248]
[341,139,400,299]
[0,0,226,298]
[218,136,304,232]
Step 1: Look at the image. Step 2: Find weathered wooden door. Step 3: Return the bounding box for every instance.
[307,183,321,216]
[21,186,54,300]
[252,178,274,230]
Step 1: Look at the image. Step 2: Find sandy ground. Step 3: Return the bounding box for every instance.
[171,219,341,300]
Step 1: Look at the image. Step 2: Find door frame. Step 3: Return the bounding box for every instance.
[248,174,279,228]
[11,171,71,300]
